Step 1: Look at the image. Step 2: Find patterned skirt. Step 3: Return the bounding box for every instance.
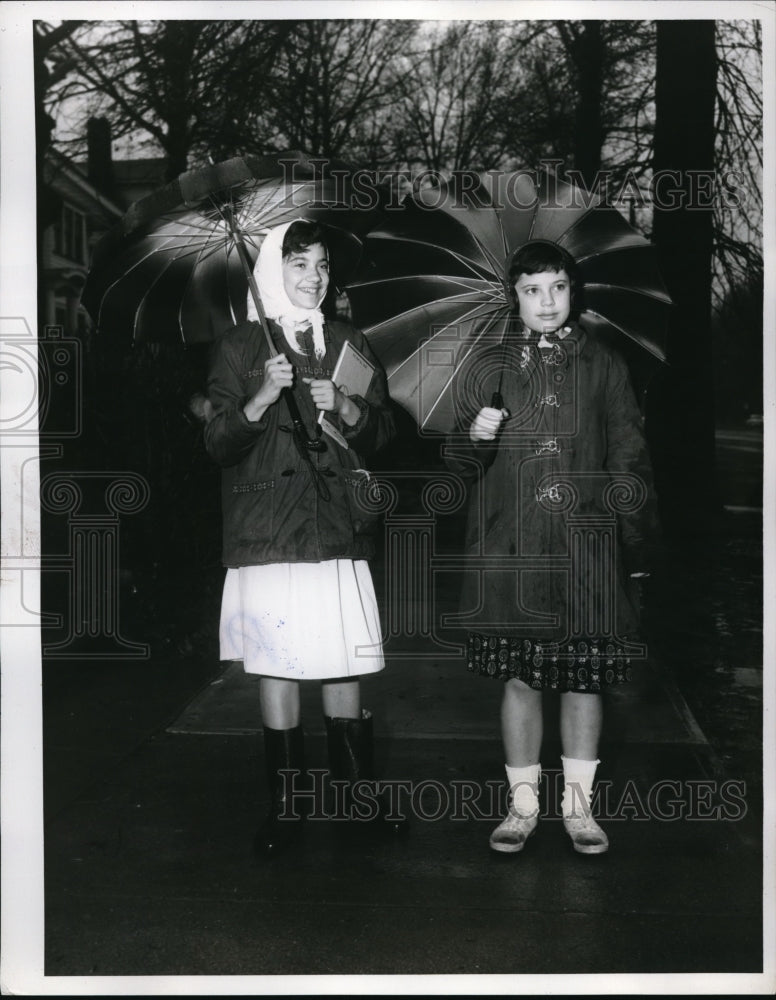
[466,633,634,692]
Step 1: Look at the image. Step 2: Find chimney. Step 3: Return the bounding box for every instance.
[87,117,115,198]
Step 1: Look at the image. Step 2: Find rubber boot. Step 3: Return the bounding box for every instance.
[325,710,407,835]
[253,725,305,857]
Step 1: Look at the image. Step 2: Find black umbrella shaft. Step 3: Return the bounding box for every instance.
[224,206,328,478]
[225,209,277,358]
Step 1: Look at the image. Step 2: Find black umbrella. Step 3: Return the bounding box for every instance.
[82,151,375,347]
[346,169,671,433]
[83,152,389,467]
[81,151,386,493]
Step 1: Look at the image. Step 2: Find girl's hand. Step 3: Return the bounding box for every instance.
[470,405,509,442]
[303,378,360,426]
[244,354,294,421]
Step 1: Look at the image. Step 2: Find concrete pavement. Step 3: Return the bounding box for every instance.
[42,570,764,982]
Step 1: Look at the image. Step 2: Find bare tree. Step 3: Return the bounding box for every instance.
[712,19,763,302]
[256,20,417,164]
[35,20,86,221]
[42,16,762,309]
[553,20,657,191]
[44,20,293,177]
[554,20,606,185]
[390,21,554,174]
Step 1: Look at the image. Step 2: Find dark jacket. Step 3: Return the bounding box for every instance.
[204,318,395,567]
[443,320,658,644]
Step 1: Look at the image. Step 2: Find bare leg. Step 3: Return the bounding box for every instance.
[559,691,608,854]
[490,679,543,853]
[259,676,301,730]
[559,692,603,759]
[321,678,361,719]
[501,679,543,766]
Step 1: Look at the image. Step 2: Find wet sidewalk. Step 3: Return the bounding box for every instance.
[39,423,767,986]
[42,612,764,982]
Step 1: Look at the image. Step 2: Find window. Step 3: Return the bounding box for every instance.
[54,204,86,264]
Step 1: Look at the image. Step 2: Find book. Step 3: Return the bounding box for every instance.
[318,339,375,448]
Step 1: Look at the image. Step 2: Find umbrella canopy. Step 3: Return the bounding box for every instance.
[81,151,381,346]
[346,170,671,432]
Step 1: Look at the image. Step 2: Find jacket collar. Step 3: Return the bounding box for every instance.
[509,316,588,356]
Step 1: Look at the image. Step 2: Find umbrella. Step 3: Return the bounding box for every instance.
[81,151,386,492]
[82,150,376,346]
[346,170,671,433]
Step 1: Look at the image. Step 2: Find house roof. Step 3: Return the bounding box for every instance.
[112,158,169,186]
[44,148,125,220]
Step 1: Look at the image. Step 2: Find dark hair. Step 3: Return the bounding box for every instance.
[507,240,581,312]
[282,219,328,259]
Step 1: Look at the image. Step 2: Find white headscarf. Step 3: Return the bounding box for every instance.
[246,219,327,360]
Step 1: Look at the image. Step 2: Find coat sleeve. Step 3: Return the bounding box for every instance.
[442,434,498,482]
[604,351,660,574]
[332,330,396,457]
[203,332,270,468]
[441,345,500,481]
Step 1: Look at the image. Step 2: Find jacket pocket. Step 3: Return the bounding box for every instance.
[341,469,384,535]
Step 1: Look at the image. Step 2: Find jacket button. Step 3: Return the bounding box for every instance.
[554,373,564,383]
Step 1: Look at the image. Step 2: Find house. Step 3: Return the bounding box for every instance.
[39,146,123,336]
[39,117,167,337]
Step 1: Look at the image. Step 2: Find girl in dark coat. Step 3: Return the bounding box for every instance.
[444,240,656,855]
[204,219,397,855]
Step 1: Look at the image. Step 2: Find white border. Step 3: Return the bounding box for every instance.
[1,1,774,995]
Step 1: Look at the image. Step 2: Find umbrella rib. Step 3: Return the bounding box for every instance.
[231,181,282,231]
[420,307,510,427]
[365,287,502,336]
[175,212,237,343]
[236,182,326,233]
[387,298,504,380]
[469,231,506,277]
[151,209,231,237]
[470,209,509,274]
[583,309,666,362]
[126,228,239,341]
[95,231,215,335]
[583,281,672,305]
[368,232,496,280]
[351,273,495,295]
[559,216,651,263]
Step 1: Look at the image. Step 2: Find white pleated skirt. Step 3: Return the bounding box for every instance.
[219,559,385,679]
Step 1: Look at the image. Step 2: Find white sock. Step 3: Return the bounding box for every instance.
[505,763,541,816]
[561,755,600,817]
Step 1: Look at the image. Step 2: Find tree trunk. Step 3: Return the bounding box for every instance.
[573,21,605,187]
[648,20,719,534]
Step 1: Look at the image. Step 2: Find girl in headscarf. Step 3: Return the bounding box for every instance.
[204,219,397,855]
